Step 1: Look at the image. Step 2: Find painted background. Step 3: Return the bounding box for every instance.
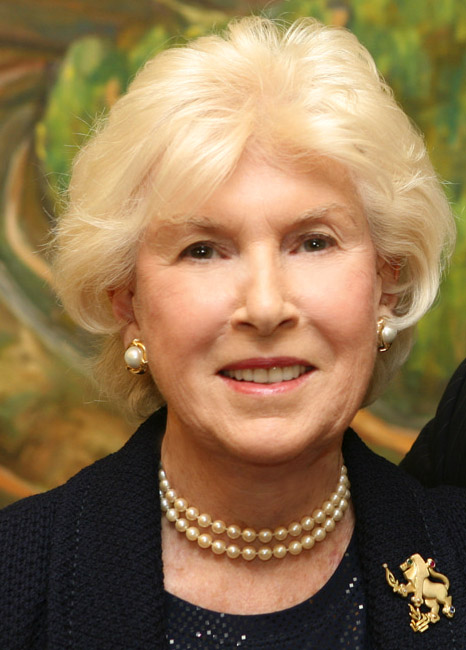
[1,0,465,505]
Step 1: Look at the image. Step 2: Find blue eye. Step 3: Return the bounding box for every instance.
[182,243,216,259]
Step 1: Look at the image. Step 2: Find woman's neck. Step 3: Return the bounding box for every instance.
[160,415,355,614]
[160,417,346,535]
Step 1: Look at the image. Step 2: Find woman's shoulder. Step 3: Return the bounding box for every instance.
[424,483,466,523]
[0,442,132,649]
[0,484,64,560]
[0,444,108,532]
[0,487,64,649]
[0,410,162,537]
[0,416,163,649]
[0,444,123,649]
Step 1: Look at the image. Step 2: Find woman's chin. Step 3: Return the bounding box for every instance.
[214,421,337,468]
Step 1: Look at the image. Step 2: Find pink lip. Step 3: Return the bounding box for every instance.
[220,357,311,371]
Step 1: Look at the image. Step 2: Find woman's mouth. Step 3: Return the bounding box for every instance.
[220,365,311,384]
[219,358,314,389]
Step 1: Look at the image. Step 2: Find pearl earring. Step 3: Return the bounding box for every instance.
[377,318,397,352]
[124,339,148,374]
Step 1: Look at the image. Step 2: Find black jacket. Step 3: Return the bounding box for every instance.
[1,409,466,649]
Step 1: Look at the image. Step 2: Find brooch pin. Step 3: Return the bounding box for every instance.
[383,554,455,633]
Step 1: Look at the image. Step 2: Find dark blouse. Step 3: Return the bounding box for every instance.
[164,533,368,649]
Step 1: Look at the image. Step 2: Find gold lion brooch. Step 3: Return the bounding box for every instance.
[383,553,455,633]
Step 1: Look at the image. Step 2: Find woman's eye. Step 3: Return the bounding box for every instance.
[299,235,335,252]
[181,243,217,260]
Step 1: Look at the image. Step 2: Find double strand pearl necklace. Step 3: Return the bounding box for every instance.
[159,464,350,562]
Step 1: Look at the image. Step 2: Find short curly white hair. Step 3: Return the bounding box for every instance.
[53,16,455,417]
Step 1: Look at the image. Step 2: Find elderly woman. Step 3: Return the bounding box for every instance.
[1,16,465,650]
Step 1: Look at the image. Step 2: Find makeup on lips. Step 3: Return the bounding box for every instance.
[219,357,314,392]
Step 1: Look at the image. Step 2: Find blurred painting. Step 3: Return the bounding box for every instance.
[1,0,465,505]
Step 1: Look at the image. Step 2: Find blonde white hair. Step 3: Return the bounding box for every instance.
[53,16,455,417]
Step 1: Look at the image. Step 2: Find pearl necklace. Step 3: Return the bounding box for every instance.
[159,464,350,562]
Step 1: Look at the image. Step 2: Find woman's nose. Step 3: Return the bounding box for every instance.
[231,253,299,336]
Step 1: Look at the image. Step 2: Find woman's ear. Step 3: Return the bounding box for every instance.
[377,259,400,313]
[108,287,140,346]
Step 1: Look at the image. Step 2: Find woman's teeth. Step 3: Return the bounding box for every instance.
[222,365,309,384]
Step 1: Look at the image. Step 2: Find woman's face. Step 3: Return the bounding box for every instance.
[119,155,388,464]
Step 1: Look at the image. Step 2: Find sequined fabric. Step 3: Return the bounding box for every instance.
[164,534,368,649]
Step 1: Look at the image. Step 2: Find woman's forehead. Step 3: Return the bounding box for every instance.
[146,153,361,225]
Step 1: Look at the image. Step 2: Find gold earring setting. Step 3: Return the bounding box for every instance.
[377,318,397,352]
[124,339,148,374]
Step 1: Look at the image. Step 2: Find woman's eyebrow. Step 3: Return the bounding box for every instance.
[286,204,359,230]
[144,216,222,250]
[147,204,358,244]
[157,216,222,234]
[180,216,225,234]
[182,205,357,230]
